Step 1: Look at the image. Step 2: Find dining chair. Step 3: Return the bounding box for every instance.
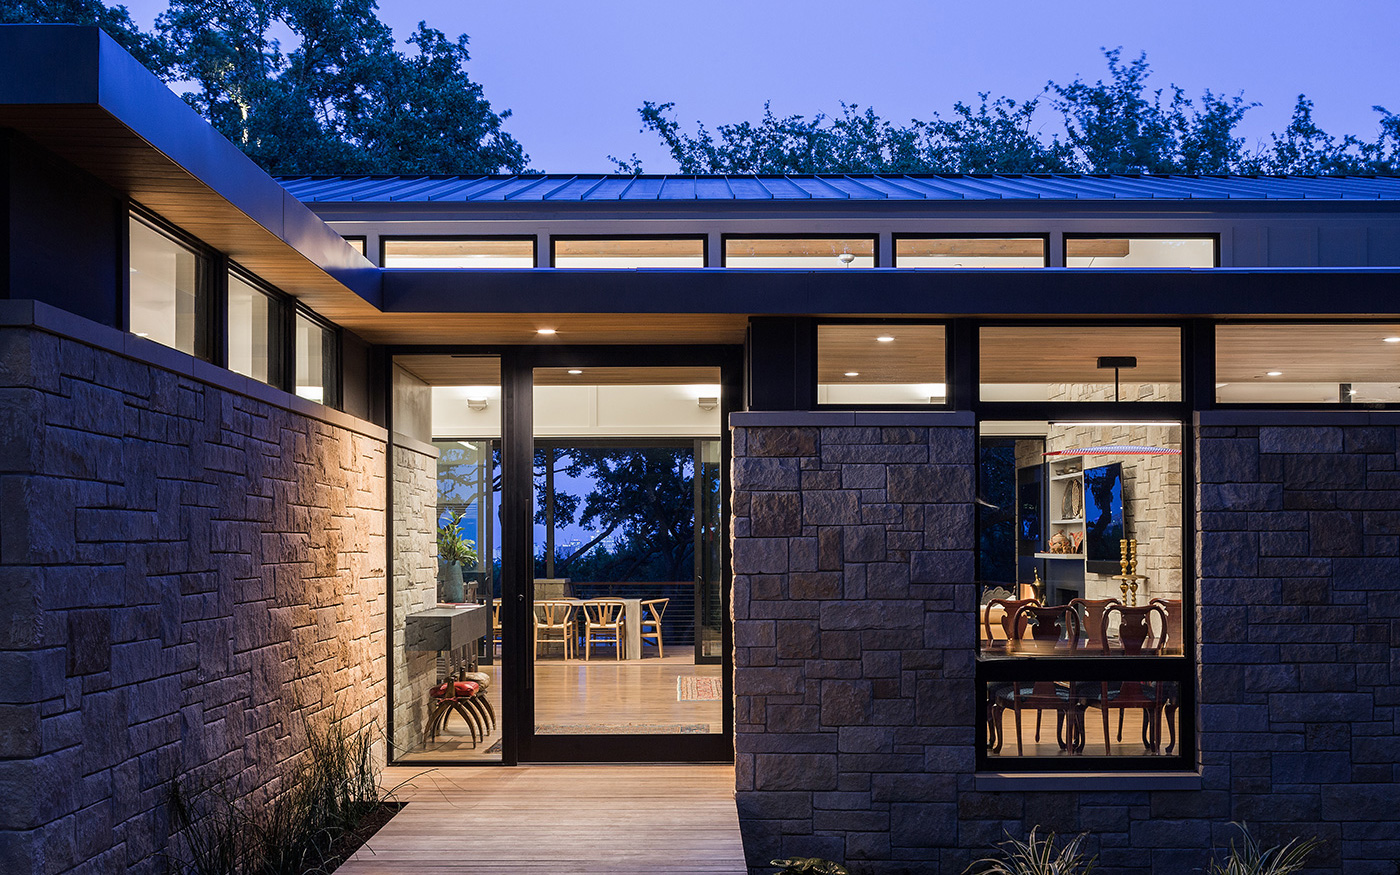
[982,597,1039,751]
[1089,602,1171,754]
[1150,597,1184,751]
[582,599,626,660]
[533,600,575,660]
[994,605,1086,756]
[639,598,668,658]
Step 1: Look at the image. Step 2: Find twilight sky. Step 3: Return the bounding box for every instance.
[122,0,1400,173]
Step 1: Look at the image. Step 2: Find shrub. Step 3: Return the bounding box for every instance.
[1208,822,1320,875]
[965,827,1097,875]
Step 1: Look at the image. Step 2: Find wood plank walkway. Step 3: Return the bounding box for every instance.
[340,764,748,874]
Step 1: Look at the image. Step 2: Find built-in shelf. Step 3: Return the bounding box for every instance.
[1034,552,1086,560]
[1050,471,1083,481]
[1051,518,1083,525]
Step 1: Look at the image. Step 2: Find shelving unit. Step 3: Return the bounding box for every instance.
[1043,458,1086,560]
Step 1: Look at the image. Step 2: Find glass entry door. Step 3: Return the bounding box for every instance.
[524,362,732,761]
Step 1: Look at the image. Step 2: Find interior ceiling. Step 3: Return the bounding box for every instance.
[553,239,705,257]
[726,238,875,257]
[817,326,946,383]
[1216,324,1400,382]
[385,238,533,257]
[395,355,719,386]
[895,238,1045,258]
[979,326,1183,383]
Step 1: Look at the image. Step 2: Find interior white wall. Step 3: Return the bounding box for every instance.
[1066,237,1214,268]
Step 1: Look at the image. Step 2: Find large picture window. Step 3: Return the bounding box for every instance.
[816,323,946,405]
[894,236,1046,268]
[295,310,338,405]
[724,236,875,268]
[980,325,1182,403]
[227,271,283,386]
[976,420,1191,767]
[1065,236,1216,268]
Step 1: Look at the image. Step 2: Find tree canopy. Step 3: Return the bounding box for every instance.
[7,0,528,175]
[616,49,1400,176]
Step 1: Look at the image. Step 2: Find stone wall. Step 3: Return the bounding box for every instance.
[0,318,388,874]
[390,441,439,754]
[732,412,1400,875]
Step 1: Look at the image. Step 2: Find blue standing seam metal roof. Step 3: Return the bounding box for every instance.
[278,174,1400,203]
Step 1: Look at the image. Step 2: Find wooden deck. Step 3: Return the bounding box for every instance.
[340,764,747,874]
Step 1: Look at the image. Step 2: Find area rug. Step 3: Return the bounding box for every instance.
[677,675,723,701]
[535,722,711,734]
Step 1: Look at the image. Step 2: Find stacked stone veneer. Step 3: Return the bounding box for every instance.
[390,441,439,754]
[732,412,1400,875]
[0,321,387,874]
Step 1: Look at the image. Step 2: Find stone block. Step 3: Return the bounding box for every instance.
[887,465,972,504]
[821,680,873,725]
[890,802,956,848]
[732,537,789,574]
[751,492,801,537]
[1259,426,1343,454]
[1309,511,1364,556]
[734,457,801,490]
[802,491,860,526]
[749,428,818,458]
[843,526,887,562]
[753,753,838,791]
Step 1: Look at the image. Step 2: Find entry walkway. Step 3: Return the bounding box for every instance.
[340,764,747,874]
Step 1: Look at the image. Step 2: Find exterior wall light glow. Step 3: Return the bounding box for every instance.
[536,328,557,335]
[1385,337,1400,343]
[876,335,895,343]
[567,369,583,375]
[845,371,859,377]
[1267,371,1283,376]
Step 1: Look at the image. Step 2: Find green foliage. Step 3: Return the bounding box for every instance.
[625,48,1400,176]
[965,827,1097,875]
[437,508,479,567]
[166,715,386,875]
[1207,823,1320,875]
[7,0,528,175]
[537,447,699,582]
[1,0,171,73]
[771,858,850,875]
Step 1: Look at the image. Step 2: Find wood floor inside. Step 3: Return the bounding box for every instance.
[396,654,723,763]
[340,763,746,874]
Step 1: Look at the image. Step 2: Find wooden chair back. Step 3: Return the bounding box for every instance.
[1009,604,1081,652]
[1099,603,1169,655]
[641,598,668,624]
[534,600,573,628]
[583,599,625,626]
[983,598,1039,647]
[1069,598,1121,649]
[1150,598,1184,653]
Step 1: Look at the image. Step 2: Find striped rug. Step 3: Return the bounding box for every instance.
[677,675,723,701]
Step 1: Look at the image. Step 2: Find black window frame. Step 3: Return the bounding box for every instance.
[891,232,1050,268]
[720,233,880,268]
[970,317,1198,772]
[293,304,342,410]
[126,206,218,362]
[380,235,538,269]
[1211,317,1400,410]
[548,234,709,268]
[1062,233,1220,269]
[812,318,953,410]
[226,263,289,390]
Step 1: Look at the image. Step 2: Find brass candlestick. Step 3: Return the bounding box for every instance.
[1112,538,1146,606]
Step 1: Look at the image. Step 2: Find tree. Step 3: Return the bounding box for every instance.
[6,0,529,175]
[1,0,169,73]
[621,48,1399,176]
[157,0,529,174]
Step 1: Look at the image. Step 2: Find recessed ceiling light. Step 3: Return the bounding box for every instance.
[567,369,583,375]
[1266,371,1283,377]
[876,335,895,343]
[844,371,859,377]
[1385,337,1400,343]
[536,328,557,335]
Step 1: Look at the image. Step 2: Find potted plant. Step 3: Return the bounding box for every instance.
[436,509,479,603]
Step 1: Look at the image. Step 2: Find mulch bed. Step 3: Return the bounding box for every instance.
[318,801,406,874]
